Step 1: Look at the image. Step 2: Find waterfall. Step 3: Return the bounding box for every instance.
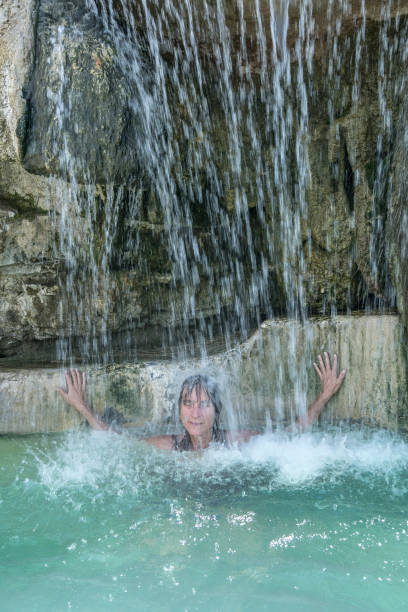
[42,1,345,358]
[2,0,406,432]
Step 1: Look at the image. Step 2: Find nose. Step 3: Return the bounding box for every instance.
[191,401,201,417]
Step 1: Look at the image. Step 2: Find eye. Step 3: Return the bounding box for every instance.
[183,400,193,407]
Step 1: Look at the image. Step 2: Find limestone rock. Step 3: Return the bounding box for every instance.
[385,94,408,330]
[0,210,53,266]
[0,0,35,163]
[0,368,81,433]
[229,314,408,430]
[0,265,59,352]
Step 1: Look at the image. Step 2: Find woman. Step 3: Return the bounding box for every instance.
[57,352,345,450]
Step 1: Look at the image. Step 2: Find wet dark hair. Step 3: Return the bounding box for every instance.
[176,374,224,450]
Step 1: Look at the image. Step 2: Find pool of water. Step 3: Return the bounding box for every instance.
[1,428,407,611]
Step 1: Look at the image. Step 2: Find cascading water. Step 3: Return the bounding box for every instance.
[31,0,406,429]
[44,0,318,366]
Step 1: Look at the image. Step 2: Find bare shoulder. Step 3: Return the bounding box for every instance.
[145,435,175,450]
[226,430,259,444]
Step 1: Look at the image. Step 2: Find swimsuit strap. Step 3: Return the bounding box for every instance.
[173,430,227,451]
[173,434,184,451]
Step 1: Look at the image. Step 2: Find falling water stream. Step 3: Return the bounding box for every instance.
[17,0,398,435]
[44,0,406,368]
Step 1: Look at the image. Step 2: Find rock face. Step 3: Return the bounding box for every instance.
[1,315,406,434]
[0,0,34,163]
[386,92,408,332]
[23,0,141,180]
[0,0,407,370]
[0,0,58,354]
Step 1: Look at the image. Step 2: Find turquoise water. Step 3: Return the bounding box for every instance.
[1,429,408,611]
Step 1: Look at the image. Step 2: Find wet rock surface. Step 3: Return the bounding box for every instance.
[0,0,35,163]
[386,92,408,334]
[23,0,141,180]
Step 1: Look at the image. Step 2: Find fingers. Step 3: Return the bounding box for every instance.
[62,369,85,392]
[72,368,80,388]
[333,368,346,393]
[58,369,87,410]
[318,353,325,372]
[316,352,341,373]
[68,368,84,390]
[65,370,73,389]
[313,362,322,379]
[315,353,345,379]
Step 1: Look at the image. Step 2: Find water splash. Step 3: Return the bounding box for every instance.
[27,427,408,501]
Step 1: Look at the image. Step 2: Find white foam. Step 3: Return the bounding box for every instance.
[30,427,408,496]
[192,428,408,487]
[238,429,408,484]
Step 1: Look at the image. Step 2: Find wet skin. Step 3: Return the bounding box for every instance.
[179,386,215,449]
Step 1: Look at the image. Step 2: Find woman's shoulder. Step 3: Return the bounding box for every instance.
[145,434,177,450]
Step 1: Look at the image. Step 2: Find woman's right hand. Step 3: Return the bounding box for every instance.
[57,368,88,415]
[313,352,346,403]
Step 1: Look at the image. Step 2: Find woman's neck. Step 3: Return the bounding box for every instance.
[189,430,212,450]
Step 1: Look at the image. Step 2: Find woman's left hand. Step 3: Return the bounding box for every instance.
[313,352,346,401]
[57,368,88,415]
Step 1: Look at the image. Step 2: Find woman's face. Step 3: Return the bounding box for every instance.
[180,385,215,439]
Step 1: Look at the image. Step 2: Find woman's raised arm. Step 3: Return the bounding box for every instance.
[57,368,108,431]
[296,352,346,431]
